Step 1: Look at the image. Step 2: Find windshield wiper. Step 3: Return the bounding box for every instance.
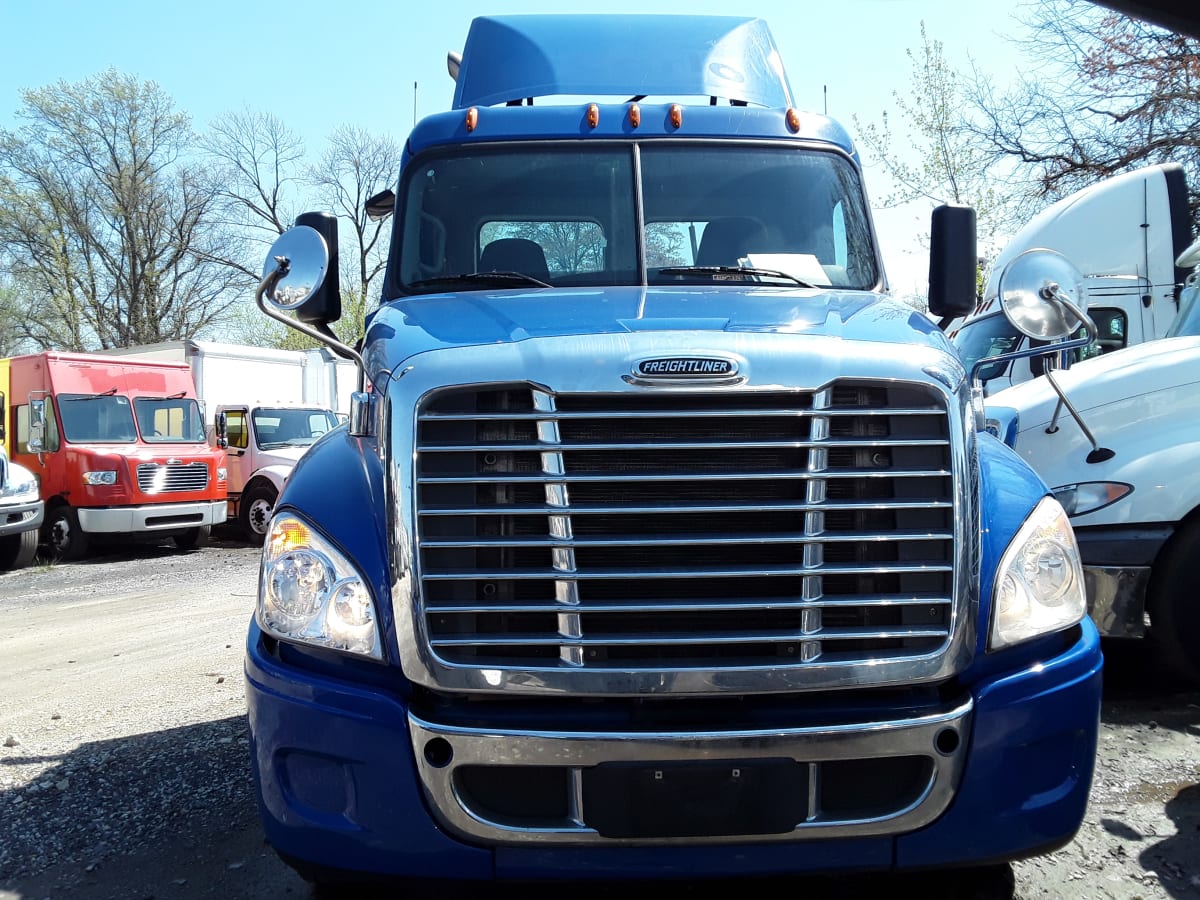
[409,272,552,291]
[70,388,119,401]
[657,265,818,288]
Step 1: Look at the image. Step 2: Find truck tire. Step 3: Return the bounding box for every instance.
[0,528,38,570]
[1147,519,1200,686]
[239,483,278,545]
[173,525,211,552]
[45,505,90,562]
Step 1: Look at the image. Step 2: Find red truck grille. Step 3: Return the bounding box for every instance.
[136,461,210,494]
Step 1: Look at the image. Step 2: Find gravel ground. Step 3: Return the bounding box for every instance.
[0,530,1198,899]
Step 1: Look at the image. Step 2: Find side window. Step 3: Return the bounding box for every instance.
[479,221,607,277]
[15,402,60,453]
[1069,308,1127,364]
[225,410,249,450]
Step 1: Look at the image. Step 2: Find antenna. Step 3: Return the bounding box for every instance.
[823,85,827,115]
[413,82,418,127]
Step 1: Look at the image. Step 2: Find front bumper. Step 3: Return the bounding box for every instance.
[245,620,1102,881]
[0,497,44,538]
[77,499,227,533]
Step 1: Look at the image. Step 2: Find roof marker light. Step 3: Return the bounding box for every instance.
[628,103,641,128]
[786,108,801,133]
[465,107,479,132]
[670,104,683,129]
[587,103,600,128]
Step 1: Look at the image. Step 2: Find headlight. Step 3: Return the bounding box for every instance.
[217,466,228,482]
[990,496,1087,650]
[258,513,381,659]
[1052,481,1132,517]
[83,470,118,486]
[1,469,39,500]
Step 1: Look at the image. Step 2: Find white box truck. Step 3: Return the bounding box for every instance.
[111,340,352,542]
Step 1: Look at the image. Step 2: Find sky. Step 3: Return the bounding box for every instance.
[0,0,1034,298]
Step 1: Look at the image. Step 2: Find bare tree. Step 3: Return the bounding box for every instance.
[307,125,399,346]
[0,69,244,351]
[202,108,308,279]
[968,0,1200,215]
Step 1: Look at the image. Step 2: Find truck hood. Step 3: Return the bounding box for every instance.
[366,286,948,364]
[985,335,1200,429]
[254,446,311,467]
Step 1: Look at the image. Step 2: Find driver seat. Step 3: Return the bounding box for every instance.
[478,238,549,278]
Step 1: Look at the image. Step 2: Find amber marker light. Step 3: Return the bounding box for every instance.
[269,518,312,556]
[587,103,600,128]
[669,104,683,129]
[465,107,479,131]
[786,108,801,133]
[628,103,641,128]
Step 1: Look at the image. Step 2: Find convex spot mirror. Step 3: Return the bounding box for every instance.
[261,226,330,314]
[997,248,1086,341]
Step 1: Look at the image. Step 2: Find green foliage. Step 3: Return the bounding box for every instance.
[852,22,1014,270]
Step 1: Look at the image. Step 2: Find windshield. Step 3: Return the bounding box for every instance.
[251,407,339,450]
[1167,278,1200,337]
[134,397,206,443]
[394,143,878,294]
[951,314,1023,381]
[58,394,138,443]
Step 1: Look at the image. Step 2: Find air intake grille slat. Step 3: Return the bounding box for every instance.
[416,384,954,671]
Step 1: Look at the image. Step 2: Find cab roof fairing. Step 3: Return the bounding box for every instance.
[449,14,795,111]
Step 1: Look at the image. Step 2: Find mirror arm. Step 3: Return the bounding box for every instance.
[255,256,370,385]
[1043,369,1115,463]
[968,330,1095,434]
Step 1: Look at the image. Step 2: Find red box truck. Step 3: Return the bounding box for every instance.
[2,351,228,559]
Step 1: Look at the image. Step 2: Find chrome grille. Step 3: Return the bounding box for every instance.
[415,383,954,672]
[136,461,209,494]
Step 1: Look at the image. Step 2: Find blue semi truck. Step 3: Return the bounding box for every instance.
[244,14,1103,889]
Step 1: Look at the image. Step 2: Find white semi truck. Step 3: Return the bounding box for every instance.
[950,163,1193,392]
[112,340,353,542]
[985,236,1200,684]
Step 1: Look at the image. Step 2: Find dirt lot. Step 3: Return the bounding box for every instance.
[0,531,1198,900]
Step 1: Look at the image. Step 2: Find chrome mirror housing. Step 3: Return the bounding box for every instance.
[260,226,329,312]
[998,248,1087,341]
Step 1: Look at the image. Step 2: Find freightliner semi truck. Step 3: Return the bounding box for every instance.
[242,14,1104,890]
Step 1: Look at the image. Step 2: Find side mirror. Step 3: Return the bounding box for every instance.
[969,248,1094,388]
[291,211,341,325]
[260,225,330,315]
[927,204,978,322]
[214,411,229,450]
[28,398,45,453]
[256,218,370,435]
[997,248,1088,341]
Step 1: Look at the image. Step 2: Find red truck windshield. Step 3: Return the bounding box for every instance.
[57,394,206,443]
